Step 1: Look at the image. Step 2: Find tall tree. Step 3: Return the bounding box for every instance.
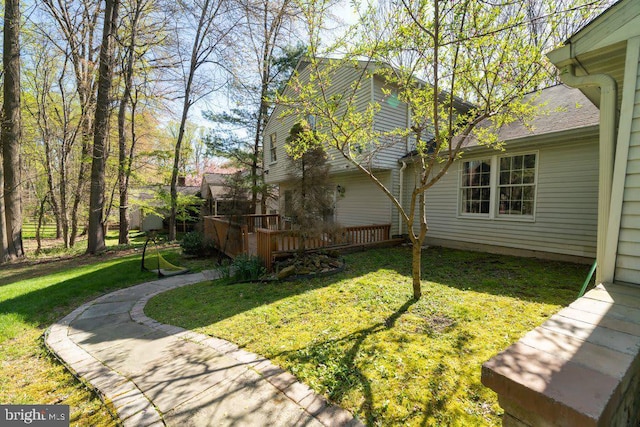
[87,0,120,254]
[2,0,24,260]
[282,0,605,298]
[205,44,305,213]
[285,122,332,251]
[239,0,300,214]
[167,0,235,241]
[40,0,102,247]
[116,0,158,244]
[116,0,141,244]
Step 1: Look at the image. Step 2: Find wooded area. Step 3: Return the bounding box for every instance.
[0,0,307,260]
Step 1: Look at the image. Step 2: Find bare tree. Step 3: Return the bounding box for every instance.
[2,0,24,260]
[87,0,120,254]
[116,0,168,244]
[167,0,237,241]
[40,0,102,247]
[238,0,301,214]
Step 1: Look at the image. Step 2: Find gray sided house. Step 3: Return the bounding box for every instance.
[406,84,600,263]
[266,58,600,263]
[264,59,413,234]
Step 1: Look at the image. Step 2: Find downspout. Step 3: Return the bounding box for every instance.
[399,161,407,235]
[559,64,617,285]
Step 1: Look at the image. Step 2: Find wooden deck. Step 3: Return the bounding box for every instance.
[204,215,400,270]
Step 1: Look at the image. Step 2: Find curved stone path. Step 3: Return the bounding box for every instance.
[45,271,363,427]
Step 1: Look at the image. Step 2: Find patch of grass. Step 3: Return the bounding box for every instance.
[21,222,57,239]
[0,246,214,425]
[147,246,588,426]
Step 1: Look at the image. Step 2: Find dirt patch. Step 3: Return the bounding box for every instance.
[414,314,457,335]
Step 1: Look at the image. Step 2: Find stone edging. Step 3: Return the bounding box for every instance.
[44,271,363,427]
[130,281,362,427]
[44,280,178,427]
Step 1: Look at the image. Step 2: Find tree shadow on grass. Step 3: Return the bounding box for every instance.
[0,256,153,330]
[2,246,587,330]
[0,245,592,426]
[346,245,589,306]
[270,298,417,426]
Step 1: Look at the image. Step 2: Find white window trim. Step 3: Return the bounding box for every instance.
[269,133,277,164]
[458,157,493,219]
[457,151,539,222]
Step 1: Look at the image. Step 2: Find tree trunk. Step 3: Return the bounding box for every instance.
[0,152,8,263]
[70,125,92,247]
[170,0,214,241]
[411,241,422,299]
[87,0,120,254]
[118,88,130,244]
[58,151,70,248]
[2,0,24,260]
[117,1,142,245]
[35,196,47,254]
[169,105,189,241]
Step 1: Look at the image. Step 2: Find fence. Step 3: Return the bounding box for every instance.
[203,216,249,258]
[256,224,391,270]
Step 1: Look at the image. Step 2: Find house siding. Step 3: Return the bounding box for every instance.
[615,58,640,283]
[404,138,599,258]
[332,172,393,228]
[264,62,376,185]
[277,171,394,230]
[371,76,410,170]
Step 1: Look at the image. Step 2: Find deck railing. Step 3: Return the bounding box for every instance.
[204,216,249,258]
[256,224,391,270]
[244,214,280,232]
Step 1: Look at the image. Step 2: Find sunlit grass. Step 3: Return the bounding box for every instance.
[147,247,588,426]
[0,244,215,425]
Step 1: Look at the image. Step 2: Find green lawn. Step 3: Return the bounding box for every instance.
[21,222,57,239]
[147,247,590,427]
[0,244,214,426]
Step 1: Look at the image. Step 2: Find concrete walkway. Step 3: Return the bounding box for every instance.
[45,271,363,427]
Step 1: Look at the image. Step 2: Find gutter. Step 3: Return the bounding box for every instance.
[557,64,617,285]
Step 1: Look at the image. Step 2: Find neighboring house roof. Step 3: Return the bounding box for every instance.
[200,172,248,200]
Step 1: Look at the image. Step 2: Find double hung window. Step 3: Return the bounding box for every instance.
[461,160,491,214]
[460,153,537,219]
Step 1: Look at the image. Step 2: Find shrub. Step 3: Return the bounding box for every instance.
[231,254,265,282]
[180,231,215,257]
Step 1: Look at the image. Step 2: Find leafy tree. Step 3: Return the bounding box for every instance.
[281,0,605,298]
[116,0,172,244]
[204,0,306,213]
[285,121,333,251]
[40,0,102,247]
[155,187,202,234]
